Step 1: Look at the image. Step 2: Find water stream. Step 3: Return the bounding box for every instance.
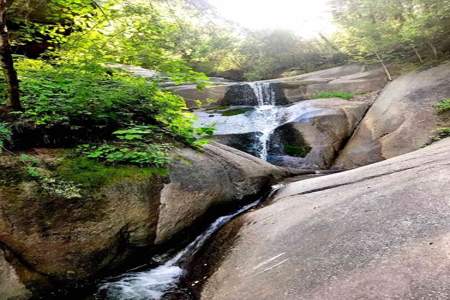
[248,82,279,160]
[91,84,285,300]
[94,185,282,300]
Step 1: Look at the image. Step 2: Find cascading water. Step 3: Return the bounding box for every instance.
[248,82,278,160]
[95,200,263,300]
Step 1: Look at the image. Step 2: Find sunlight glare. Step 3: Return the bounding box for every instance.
[208,0,336,38]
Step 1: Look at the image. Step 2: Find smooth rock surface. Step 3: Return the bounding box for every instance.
[271,64,387,103]
[155,142,287,244]
[334,63,450,169]
[197,138,450,300]
[268,99,370,169]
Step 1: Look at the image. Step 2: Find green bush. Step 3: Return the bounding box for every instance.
[0,59,215,166]
[313,91,354,100]
[76,125,171,167]
[436,99,450,113]
[437,127,450,138]
[0,122,11,153]
[0,59,209,145]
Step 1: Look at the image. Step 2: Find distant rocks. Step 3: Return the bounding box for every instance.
[334,62,450,169]
[172,64,387,108]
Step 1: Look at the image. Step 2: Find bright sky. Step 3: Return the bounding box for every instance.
[208,0,336,38]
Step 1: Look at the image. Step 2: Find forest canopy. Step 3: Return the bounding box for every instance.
[1,0,450,167]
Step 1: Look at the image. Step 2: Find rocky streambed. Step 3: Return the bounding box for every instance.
[2,63,450,299]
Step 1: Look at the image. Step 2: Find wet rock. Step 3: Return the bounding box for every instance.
[212,133,263,158]
[267,99,369,169]
[222,84,259,106]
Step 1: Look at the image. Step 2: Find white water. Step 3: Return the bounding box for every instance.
[248,82,278,160]
[96,200,262,300]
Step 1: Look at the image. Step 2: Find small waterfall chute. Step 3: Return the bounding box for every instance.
[247,82,278,160]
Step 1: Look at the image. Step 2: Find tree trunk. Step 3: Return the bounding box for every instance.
[375,52,392,81]
[427,41,438,59]
[0,0,21,111]
[413,47,424,64]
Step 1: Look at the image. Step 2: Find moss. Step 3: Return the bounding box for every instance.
[314,91,354,100]
[205,105,229,112]
[284,144,312,158]
[436,99,450,113]
[221,107,254,116]
[56,157,168,190]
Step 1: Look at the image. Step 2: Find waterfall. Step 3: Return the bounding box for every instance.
[249,82,276,106]
[248,82,278,160]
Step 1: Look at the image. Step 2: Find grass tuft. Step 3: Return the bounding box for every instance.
[313,91,354,100]
[435,99,450,113]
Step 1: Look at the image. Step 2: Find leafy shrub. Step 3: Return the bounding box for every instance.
[436,99,450,113]
[436,127,450,139]
[78,125,175,167]
[19,154,82,199]
[0,122,11,153]
[313,91,354,100]
[1,59,209,147]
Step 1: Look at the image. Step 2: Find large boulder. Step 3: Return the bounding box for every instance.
[273,65,387,103]
[212,133,263,158]
[268,99,370,169]
[194,138,450,300]
[0,143,286,297]
[334,63,450,169]
[168,84,233,109]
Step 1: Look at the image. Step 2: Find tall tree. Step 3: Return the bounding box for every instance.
[0,0,21,110]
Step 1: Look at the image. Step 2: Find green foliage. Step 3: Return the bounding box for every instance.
[221,107,254,117]
[57,157,166,190]
[437,128,450,138]
[235,30,347,80]
[284,144,312,158]
[313,91,354,100]
[8,0,105,50]
[436,99,450,113]
[332,0,450,65]
[11,59,180,128]
[0,122,11,153]
[19,154,82,199]
[1,59,211,146]
[19,154,42,178]
[77,125,173,167]
[53,0,209,87]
